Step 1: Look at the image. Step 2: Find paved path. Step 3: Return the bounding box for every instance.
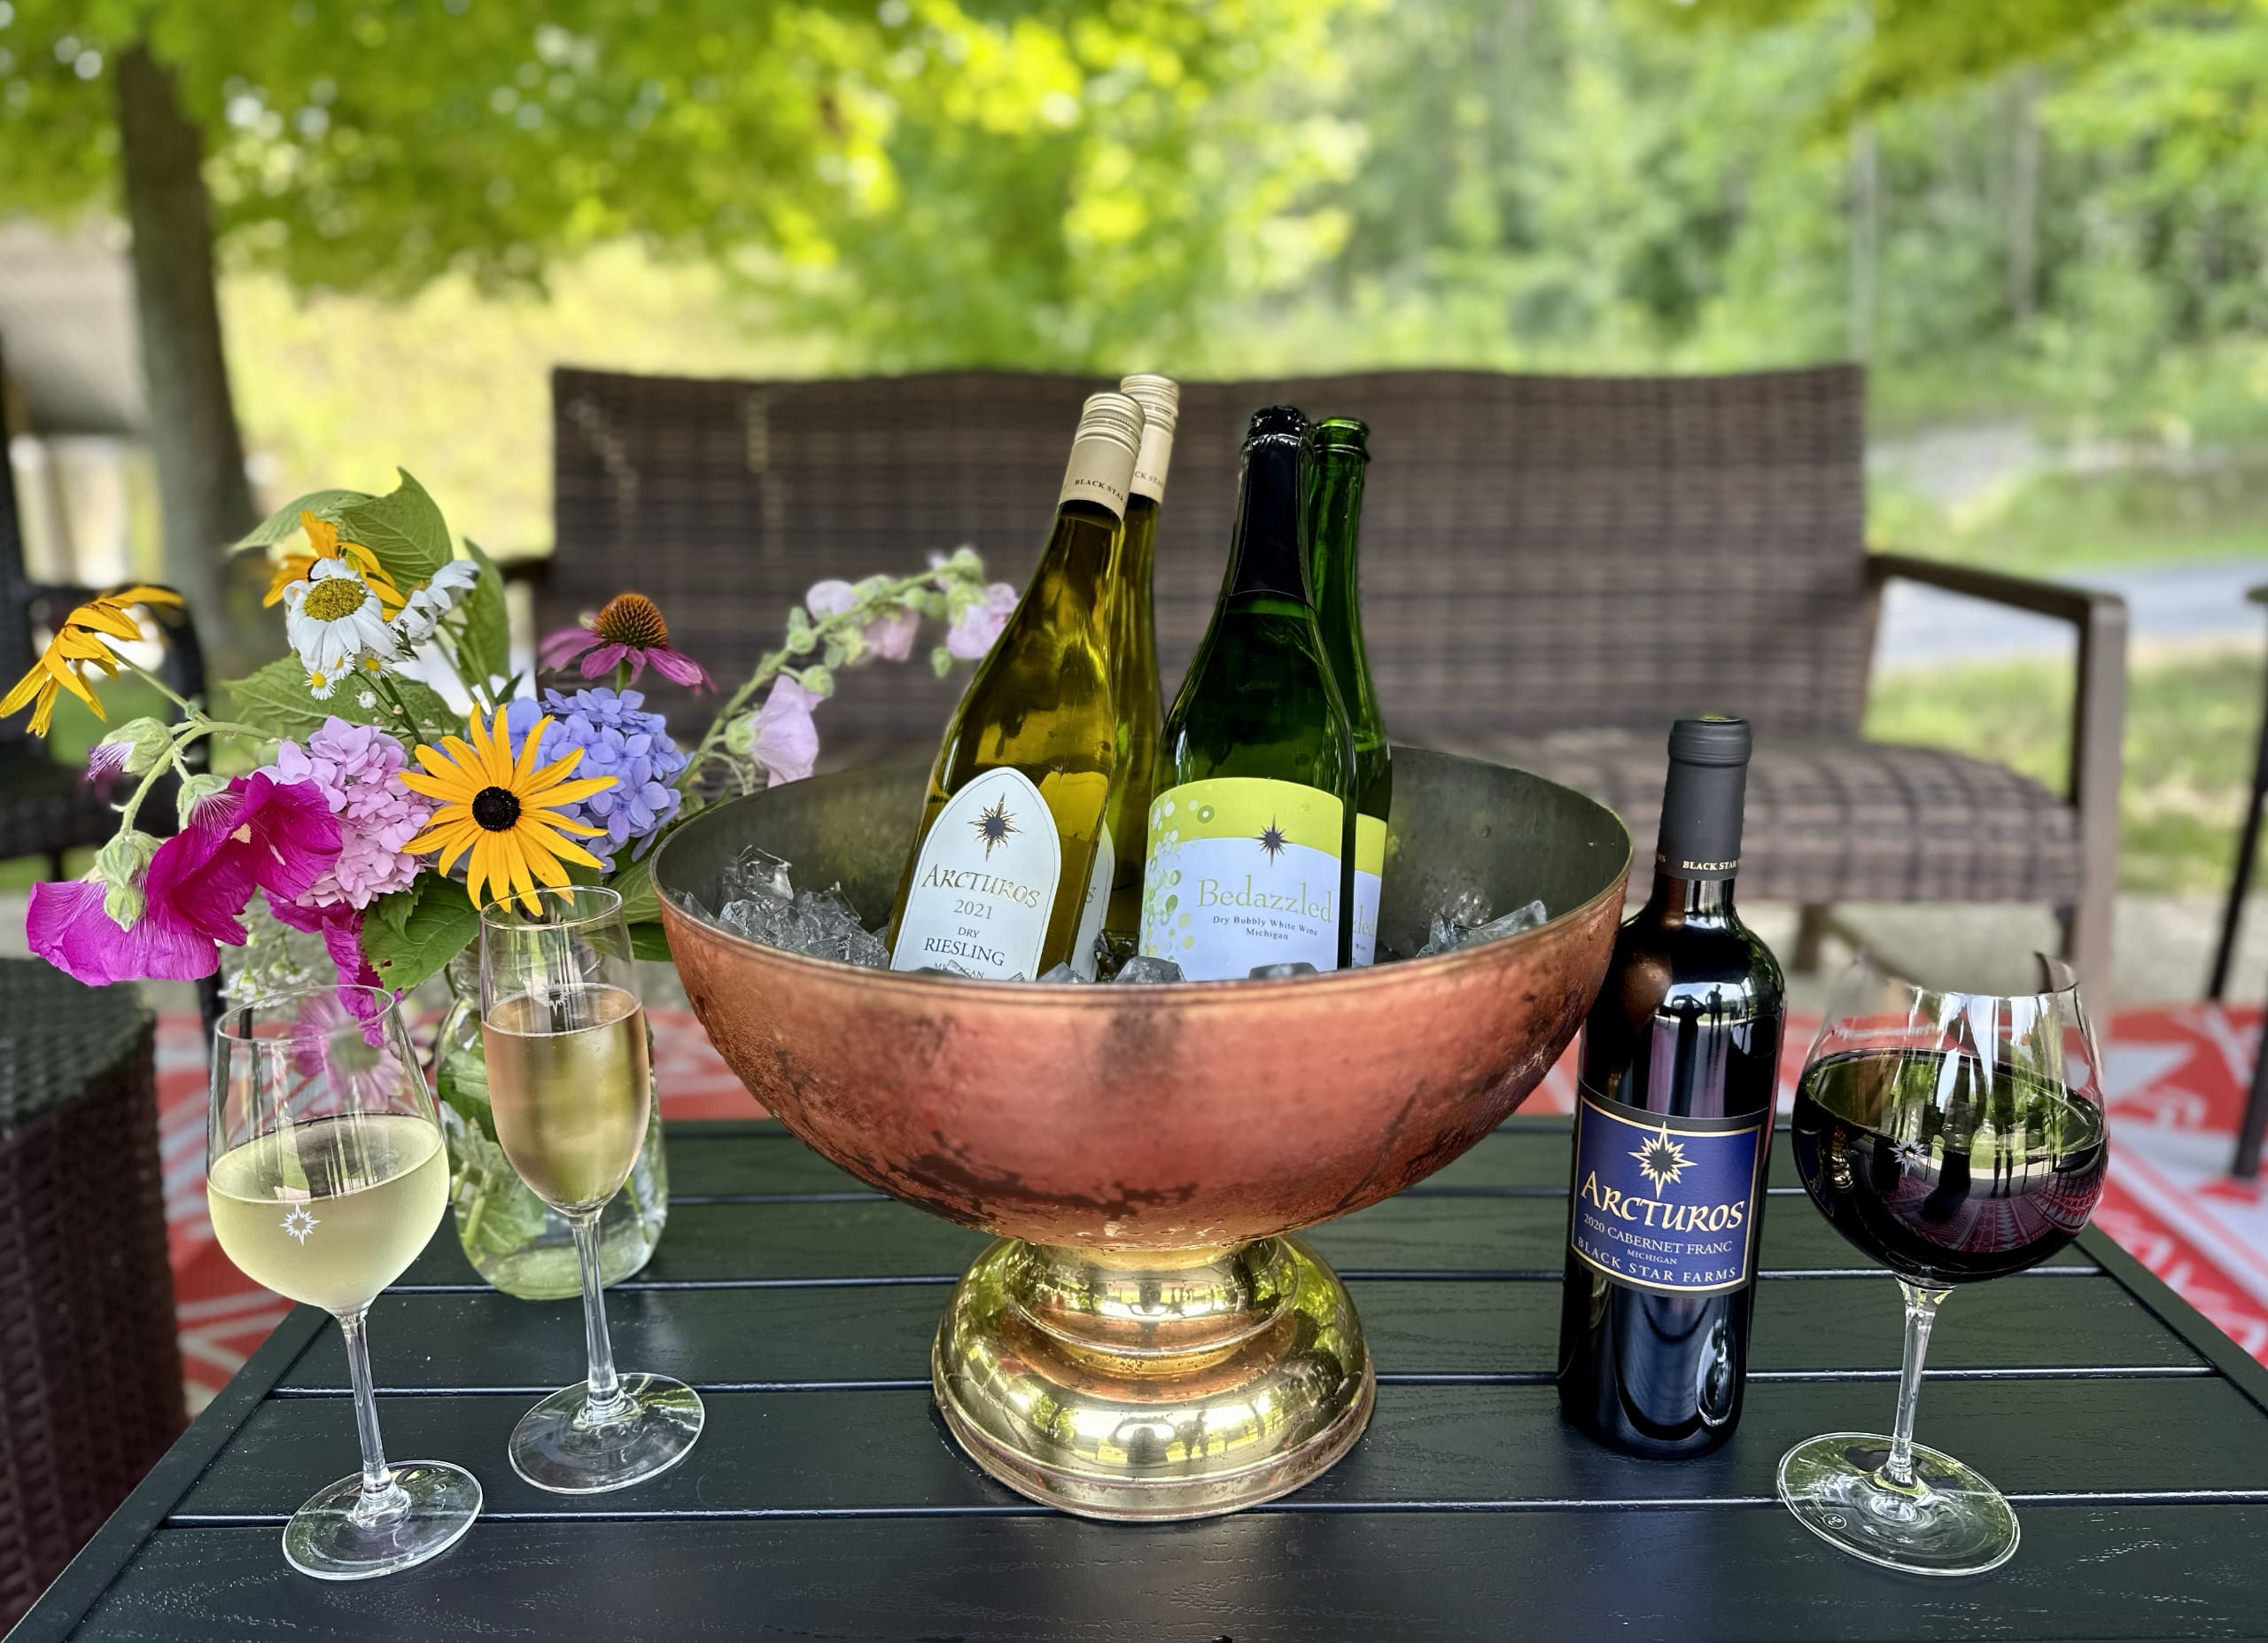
[1876,557,2266,667]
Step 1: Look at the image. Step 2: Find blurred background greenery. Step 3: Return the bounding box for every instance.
[0,0,2263,904]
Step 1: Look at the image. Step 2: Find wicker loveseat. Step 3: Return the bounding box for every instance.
[547,365,2124,986]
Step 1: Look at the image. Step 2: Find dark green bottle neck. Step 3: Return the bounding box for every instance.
[1646,753,1748,927]
[1307,448,1374,718]
[1224,436,1312,606]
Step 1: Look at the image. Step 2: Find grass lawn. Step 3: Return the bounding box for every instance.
[1873,459,2268,577]
[1867,646,2262,895]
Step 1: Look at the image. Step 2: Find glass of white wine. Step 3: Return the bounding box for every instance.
[480,884,703,1492]
[207,985,482,1580]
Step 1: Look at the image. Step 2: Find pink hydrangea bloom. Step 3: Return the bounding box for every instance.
[750,677,821,786]
[264,718,431,909]
[805,579,920,664]
[27,774,340,986]
[946,582,1018,660]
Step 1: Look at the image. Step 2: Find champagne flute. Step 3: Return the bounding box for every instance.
[207,985,482,1580]
[1779,954,2109,1576]
[480,884,703,1492]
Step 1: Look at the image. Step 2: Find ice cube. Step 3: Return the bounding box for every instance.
[1414,897,1548,958]
[717,896,796,947]
[726,845,795,905]
[1112,954,1184,984]
[1437,885,1493,929]
[1037,962,1088,985]
[1247,962,1319,979]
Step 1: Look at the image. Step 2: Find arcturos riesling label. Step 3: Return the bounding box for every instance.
[1139,776,1343,980]
[890,767,1061,980]
[1351,814,1386,967]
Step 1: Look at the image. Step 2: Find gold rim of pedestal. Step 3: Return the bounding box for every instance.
[931,1235,1375,1522]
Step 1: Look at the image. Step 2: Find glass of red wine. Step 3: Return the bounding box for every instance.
[1780,954,2109,1577]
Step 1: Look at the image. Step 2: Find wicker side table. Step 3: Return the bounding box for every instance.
[0,962,184,1628]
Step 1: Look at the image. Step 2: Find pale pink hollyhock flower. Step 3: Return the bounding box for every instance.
[750,677,821,787]
[805,579,920,663]
[945,582,1018,660]
[264,718,432,909]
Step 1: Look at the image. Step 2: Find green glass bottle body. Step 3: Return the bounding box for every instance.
[886,394,1143,980]
[1139,405,1357,979]
[1099,374,1178,966]
[1305,417,1390,965]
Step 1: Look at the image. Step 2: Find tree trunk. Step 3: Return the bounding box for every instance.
[114,39,257,670]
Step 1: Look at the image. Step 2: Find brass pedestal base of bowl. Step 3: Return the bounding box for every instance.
[654,751,1629,1522]
[933,1237,1373,1520]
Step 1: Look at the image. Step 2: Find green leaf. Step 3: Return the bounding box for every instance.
[366,884,422,941]
[628,921,673,963]
[455,538,512,688]
[229,489,372,555]
[361,876,480,995]
[220,657,458,744]
[334,470,452,588]
[612,854,663,925]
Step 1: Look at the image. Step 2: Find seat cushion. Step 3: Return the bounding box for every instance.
[1441,728,2083,906]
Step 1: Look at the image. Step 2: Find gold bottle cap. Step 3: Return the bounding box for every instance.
[1060,392,1144,519]
[1117,374,1179,504]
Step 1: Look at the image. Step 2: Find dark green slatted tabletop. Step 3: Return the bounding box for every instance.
[17,1118,2268,1642]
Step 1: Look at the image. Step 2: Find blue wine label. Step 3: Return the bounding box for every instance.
[1569,1086,1768,1296]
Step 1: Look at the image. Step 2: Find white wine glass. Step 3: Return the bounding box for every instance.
[1779,954,2109,1576]
[480,884,703,1492]
[207,985,482,1580]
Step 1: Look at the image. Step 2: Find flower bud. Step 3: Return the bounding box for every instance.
[723,713,757,756]
[930,644,954,680]
[99,717,173,777]
[797,666,835,699]
[95,829,160,930]
[177,772,233,827]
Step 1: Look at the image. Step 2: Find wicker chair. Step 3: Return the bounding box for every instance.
[0,961,184,1629]
[548,365,2124,988]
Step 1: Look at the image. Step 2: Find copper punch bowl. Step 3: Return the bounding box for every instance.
[654,749,1629,1521]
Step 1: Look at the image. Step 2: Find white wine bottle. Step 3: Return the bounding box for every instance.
[888,391,1145,980]
[1099,372,1179,964]
[1140,405,1356,979]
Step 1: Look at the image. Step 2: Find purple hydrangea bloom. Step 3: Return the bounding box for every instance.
[504,687,687,869]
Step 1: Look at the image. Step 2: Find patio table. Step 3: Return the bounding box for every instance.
[15,1117,2268,1641]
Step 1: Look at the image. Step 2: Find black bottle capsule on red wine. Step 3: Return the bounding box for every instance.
[1556,716,1785,1458]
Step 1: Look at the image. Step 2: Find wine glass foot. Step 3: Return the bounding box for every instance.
[1777,1432,2019,1577]
[509,1373,704,1494]
[283,1460,481,1581]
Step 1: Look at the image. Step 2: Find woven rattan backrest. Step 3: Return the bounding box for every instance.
[548,366,1869,746]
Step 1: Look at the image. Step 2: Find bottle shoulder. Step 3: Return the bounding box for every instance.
[1596,910,1786,1023]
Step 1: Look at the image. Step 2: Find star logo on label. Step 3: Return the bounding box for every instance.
[1630,1124,1689,1196]
[971,796,1018,859]
[279,1204,320,1244]
[1255,818,1288,861]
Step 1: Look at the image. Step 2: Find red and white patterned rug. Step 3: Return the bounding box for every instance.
[158,1004,2268,1408]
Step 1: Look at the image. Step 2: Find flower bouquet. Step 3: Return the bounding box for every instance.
[12,470,1012,1294]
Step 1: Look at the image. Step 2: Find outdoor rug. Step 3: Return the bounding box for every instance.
[155,1003,2268,1408]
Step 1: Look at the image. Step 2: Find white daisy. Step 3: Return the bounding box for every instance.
[391,559,478,646]
[284,560,394,683]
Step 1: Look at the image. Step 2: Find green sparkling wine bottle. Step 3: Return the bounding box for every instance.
[1099,372,1179,966]
[1305,417,1390,966]
[886,391,1144,980]
[1139,404,1357,979]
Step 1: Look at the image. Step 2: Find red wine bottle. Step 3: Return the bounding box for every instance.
[1556,716,1784,1458]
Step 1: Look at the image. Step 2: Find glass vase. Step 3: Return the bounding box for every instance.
[433,951,667,1299]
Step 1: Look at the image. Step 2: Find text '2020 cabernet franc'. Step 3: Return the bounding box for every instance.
[1557,716,1785,1458]
[888,391,1145,980]
[1139,405,1356,978]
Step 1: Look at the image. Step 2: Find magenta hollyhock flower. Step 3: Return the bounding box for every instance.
[945,582,1018,660]
[539,591,712,689]
[270,898,384,992]
[804,578,920,664]
[27,773,342,987]
[265,718,431,910]
[750,677,821,786]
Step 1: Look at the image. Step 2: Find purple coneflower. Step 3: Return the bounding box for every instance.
[539,591,713,690]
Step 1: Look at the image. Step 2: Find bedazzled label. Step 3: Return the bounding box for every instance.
[1138,776,1342,980]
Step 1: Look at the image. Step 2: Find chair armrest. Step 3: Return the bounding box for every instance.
[1864,551,2120,631]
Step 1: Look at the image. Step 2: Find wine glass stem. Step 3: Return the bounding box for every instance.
[571,1210,628,1421]
[1884,1281,1951,1489]
[337,1308,405,1521]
